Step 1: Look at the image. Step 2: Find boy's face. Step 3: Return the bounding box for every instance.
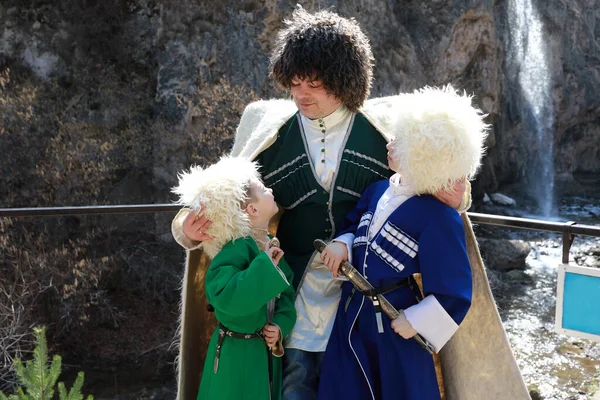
[386,140,401,173]
[290,76,342,119]
[246,178,278,220]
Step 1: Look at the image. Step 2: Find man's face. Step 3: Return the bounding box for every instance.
[290,76,342,119]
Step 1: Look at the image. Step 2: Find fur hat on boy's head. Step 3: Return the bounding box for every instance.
[389,85,488,195]
[172,156,260,258]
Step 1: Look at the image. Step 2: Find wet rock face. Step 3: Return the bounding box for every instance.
[484,0,600,200]
[478,238,532,272]
[1,0,598,202]
[555,118,600,196]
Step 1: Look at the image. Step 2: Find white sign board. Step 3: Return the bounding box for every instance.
[555,263,600,342]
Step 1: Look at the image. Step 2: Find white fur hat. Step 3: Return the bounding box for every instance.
[172,156,260,258]
[390,85,488,195]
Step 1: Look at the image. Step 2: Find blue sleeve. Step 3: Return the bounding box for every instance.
[418,209,473,325]
[337,181,379,236]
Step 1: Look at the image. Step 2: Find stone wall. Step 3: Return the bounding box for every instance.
[1,0,598,211]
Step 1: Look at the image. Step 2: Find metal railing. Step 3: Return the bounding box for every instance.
[1,206,600,263]
[467,212,600,264]
[0,204,180,217]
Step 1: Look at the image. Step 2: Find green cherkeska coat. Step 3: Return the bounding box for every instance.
[197,236,296,400]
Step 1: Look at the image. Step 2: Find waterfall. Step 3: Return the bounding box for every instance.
[507,0,556,217]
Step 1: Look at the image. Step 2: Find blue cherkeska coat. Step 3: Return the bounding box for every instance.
[318,180,473,400]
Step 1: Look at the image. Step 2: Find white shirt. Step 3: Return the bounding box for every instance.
[335,174,415,278]
[300,106,351,187]
[286,105,353,352]
[368,174,415,239]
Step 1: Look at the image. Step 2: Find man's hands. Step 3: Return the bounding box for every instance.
[321,241,349,278]
[262,323,281,349]
[433,178,467,210]
[182,208,215,242]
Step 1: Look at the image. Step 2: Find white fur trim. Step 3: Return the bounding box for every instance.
[389,85,488,194]
[403,294,459,353]
[360,96,402,142]
[231,99,298,160]
[171,156,260,258]
[233,98,392,161]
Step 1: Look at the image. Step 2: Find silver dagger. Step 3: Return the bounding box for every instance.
[314,239,435,355]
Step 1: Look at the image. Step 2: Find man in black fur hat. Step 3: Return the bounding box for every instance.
[172,6,468,400]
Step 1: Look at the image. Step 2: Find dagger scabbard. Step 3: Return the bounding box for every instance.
[313,239,435,355]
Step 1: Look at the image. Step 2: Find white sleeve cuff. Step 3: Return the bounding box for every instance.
[333,233,355,265]
[403,294,459,352]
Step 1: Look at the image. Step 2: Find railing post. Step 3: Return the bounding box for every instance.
[562,221,577,264]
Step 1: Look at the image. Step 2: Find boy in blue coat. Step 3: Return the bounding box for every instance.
[317,86,488,400]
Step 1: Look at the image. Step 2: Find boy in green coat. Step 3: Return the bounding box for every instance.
[173,156,297,400]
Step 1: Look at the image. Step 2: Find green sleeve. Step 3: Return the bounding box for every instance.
[206,240,291,317]
[272,257,297,338]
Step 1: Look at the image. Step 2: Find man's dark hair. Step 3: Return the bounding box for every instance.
[270,6,374,112]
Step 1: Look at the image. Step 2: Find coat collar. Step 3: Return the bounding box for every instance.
[230,96,404,160]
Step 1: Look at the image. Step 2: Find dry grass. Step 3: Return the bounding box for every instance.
[0,6,266,385]
[184,77,260,165]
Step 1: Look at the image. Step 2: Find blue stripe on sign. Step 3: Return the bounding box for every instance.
[562,272,600,335]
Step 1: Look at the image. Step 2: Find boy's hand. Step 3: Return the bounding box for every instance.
[182,207,215,242]
[267,246,284,265]
[433,177,466,210]
[262,323,281,348]
[391,311,417,339]
[321,242,348,278]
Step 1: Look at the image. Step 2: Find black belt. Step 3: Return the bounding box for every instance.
[213,323,264,374]
[359,278,411,297]
[345,276,421,312]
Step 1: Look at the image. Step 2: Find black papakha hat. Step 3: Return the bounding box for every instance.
[270,5,374,112]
